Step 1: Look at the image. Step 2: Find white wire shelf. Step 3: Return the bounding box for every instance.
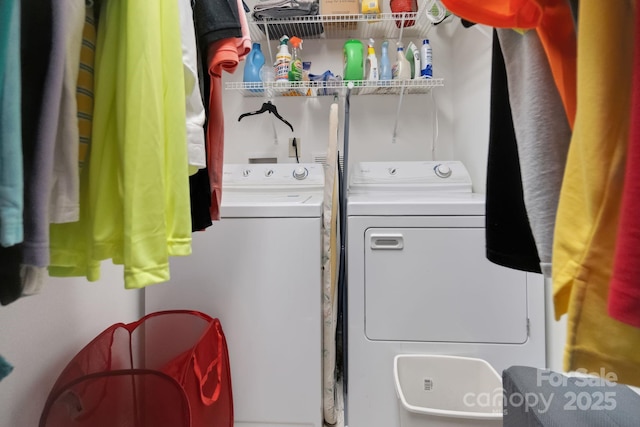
[249,12,437,41]
[225,78,444,97]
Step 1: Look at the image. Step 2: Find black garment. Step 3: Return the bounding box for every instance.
[566,0,579,28]
[0,245,23,306]
[1,0,54,306]
[194,0,242,112]
[193,0,242,48]
[190,169,213,231]
[485,30,541,274]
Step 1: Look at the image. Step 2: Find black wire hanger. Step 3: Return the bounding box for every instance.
[238,101,294,132]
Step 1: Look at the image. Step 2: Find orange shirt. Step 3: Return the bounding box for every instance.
[441,0,576,128]
[207,40,239,220]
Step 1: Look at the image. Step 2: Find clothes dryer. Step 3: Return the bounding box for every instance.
[145,163,324,427]
[346,161,545,427]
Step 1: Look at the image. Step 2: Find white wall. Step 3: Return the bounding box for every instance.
[0,266,143,427]
[223,24,457,171]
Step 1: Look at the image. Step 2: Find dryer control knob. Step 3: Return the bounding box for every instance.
[293,166,309,180]
[434,164,452,178]
[242,168,252,177]
[265,169,274,177]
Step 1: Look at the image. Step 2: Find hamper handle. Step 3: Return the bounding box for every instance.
[193,331,224,406]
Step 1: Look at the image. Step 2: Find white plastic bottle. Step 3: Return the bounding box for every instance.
[274,35,292,82]
[365,38,379,81]
[420,39,433,79]
[392,42,411,80]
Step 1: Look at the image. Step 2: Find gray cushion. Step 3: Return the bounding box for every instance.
[503,366,640,426]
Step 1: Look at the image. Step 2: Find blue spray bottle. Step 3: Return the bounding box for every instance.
[379,39,392,80]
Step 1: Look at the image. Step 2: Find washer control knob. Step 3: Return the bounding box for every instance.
[242,168,252,177]
[265,169,274,177]
[434,164,452,178]
[293,166,309,180]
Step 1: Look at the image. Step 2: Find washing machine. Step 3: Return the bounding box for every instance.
[145,163,324,427]
[346,161,545,427]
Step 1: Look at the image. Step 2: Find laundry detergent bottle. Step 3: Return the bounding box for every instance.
[379,39,392,80]
[243,43,265,91]
[343,39,364,81]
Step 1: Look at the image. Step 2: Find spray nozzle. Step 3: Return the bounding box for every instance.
[367,38,376,55]
[279,35,289,45]
[290,36,303,49]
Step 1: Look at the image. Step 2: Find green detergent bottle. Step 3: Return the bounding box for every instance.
[343,39,364,81]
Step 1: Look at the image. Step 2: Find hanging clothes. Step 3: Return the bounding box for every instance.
[21,0,76,295]
[0,0,23,248]
[49,0,85,225]
[440,0,577,128]
[0,0,53,304]
[496,29,571,278]
[84,0,191,288]
[0,0,23,302]
[235,0,252,60]
[190,0,243,226]
[553,0,640,385]
[485,30,541,274]
[179,0,207,176]
[76,2,96,174]
[206,40,239,221]
[49,2,98,280]
[609,1,640,329]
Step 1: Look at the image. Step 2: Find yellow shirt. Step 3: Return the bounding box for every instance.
[552,0,640,385]
[88,0,191,288]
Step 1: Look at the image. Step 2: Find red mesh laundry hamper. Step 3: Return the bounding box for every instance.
[39,310,233,427]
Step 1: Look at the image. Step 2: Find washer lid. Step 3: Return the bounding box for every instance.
[220,163,324,218]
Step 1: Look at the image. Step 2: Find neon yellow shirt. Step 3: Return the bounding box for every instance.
[88,0,191,288]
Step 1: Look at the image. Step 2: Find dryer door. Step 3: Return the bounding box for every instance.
[364,227,529,343]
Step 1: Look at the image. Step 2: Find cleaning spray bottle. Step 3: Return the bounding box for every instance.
[288,36,304,81]
[365,38,379,81]
[274,35,291,82]
[392,42,411,80]
[379,39,392,81]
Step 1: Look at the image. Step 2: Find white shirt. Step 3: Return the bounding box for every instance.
[179,0,206,175]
